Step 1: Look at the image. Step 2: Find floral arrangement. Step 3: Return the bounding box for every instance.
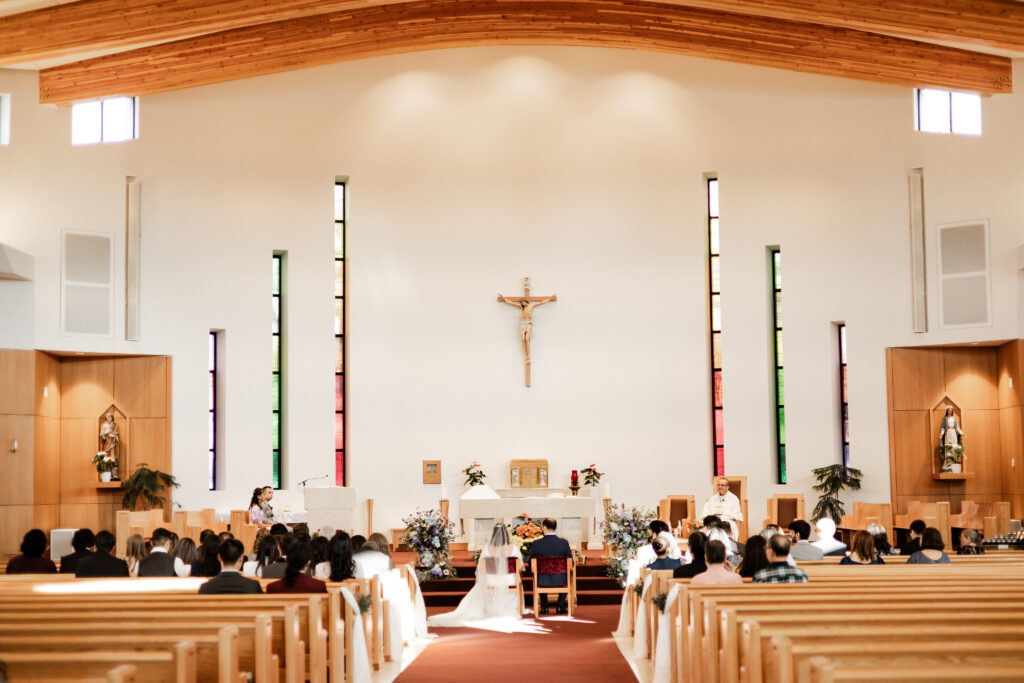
[632,580,645,597]
[601,502,656,586]
[942,444,966,464]
[651,593,668,613]
[401,508,457,582]
[580,464,603,487]
[357,593,372,614]
[509,514,544,559]
[92,451,116,473]
[463,462,486,487]
[685,518,705,535]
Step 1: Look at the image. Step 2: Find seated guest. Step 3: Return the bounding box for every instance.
[706,527,741,566]
[59,528,95,574]
[899,519,926,556]
[261,534,295,579]
[192,536,223,577]
[868,523,894,556]
[139,527,188,577]
[260,486,277,524]
[692,540,743,584]
[354,539,394,578]
[737,536,769,579]
[753,535,809,583]
[839,530,884,565]
[269,523,288,536]
[244,535,281,577]
[124,534,147,576]
[368,533,393,561]
[173,537,198,574]
[672,532,708,578]
[217,531,234,543]
[958,529,985,555]
[6,529,57,574]
[906,527,951,564]
[75,530,129,577]
[248,487,265,525]
[812,518,847,556]
[199,528,217,543]
[788,520,824,561]
[310,535,330,572]
[317,531,356,581]
[760,524,780,541]
[350,534,366,553]
[198,538,263,594]
[646,537,682,571]
[267,544,328,593]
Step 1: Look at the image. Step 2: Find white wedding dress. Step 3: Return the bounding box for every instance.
[427,542,522,629]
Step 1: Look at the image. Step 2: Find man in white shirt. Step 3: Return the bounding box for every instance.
[700,477,743,538]
[812,518,847,556]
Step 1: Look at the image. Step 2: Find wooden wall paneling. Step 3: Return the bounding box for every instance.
[1000,406,1024,495]
[0,349,35,415]
[33,351,61,419]
[892,410,943,499]
[886,349,898,513]
[890,348,945,411]
[113,356,167,419]
[129,418,168,474]
[0,504,37,561]
[1006,494,1024,522]
[997,341,1022,408]
[61,358,114,419]
[943,348,998,409]
[0,414,35,506]
[32,416,60,506]
[961,409,1002,496]
[894,494,957,517]
[59,418,103,505]
[37,0,1013,106]
[32,504,59,540]
[59,502,118,534]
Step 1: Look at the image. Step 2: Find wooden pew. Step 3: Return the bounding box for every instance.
[893,501,951,548]
[230,509,261,556]
[838,502,893,544]
[116,508,169,557]
[807,656,1024,682]
[172,508,229,541]
[0,641,196,683]
[949,500,1011,538]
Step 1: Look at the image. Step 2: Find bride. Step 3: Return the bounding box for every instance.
[428,523,522,628]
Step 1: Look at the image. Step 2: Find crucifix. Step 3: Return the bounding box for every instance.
[497,277,557,387]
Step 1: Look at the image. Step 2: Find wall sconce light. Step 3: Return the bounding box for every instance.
[9,439,17,454]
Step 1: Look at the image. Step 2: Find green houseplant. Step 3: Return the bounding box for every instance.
[121,462,180,511]
[811,464,863,523]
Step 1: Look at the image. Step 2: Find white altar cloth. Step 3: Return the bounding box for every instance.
[459,495,599,549]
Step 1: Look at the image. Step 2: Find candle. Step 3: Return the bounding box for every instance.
[441,484,448,500]
[604,483,610,499]
[571,470,579,486]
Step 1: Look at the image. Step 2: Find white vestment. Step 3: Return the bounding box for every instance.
[700,491,743,537]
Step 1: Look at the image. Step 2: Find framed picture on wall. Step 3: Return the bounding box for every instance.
[423,460,441,484]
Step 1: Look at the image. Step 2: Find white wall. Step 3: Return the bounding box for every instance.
[0,48,1021,536]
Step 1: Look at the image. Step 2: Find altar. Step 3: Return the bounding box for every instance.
[459,488,600,550]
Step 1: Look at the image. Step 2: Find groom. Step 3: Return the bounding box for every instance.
[530,518,572,615]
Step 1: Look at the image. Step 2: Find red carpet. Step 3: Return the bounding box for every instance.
[396,604,634,682]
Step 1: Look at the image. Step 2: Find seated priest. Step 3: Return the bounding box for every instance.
[700,477,743,538]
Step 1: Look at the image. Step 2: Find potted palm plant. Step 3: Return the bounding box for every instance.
[120,462,180,511]
[811,464,863,523]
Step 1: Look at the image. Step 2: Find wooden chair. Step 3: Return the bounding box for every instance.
[894,501,951,549]
[229,510,261,557]
[530,556,576,617]
[763,494,805,532]
[950,500,1011,538]
[658,495,696,533]
[115,509,168,557]
[707,475,748,540]
[839,501,894,546]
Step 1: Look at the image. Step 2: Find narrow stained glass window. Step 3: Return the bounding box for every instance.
[770,248,785,483]
[208,331,217,490]
[272,254,283,489]
[708,177,724,476]
[838,323,849,467]
[334,181,347,486]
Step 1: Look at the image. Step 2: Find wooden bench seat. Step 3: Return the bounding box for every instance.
[807,658,1024,682]
[0,643,195,683]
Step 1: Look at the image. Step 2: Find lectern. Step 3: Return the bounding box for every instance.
[304,487,357,535]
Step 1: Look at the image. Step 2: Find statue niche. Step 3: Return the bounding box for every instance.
[98,405,129,481]
[931,397,964,475]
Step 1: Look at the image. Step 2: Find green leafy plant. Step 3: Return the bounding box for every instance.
[811,464,863,523]
[580,464,603,487]
[91,451,116,473]
[120,463,180,511]
[462,462,486,486]
[357,593,372,614]
[652,592,668,613]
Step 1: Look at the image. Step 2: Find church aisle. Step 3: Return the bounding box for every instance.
[395,604,636,682]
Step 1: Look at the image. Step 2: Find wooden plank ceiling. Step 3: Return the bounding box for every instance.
[0,0,1018,104]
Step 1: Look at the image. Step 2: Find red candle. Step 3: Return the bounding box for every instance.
[571,470,579,486]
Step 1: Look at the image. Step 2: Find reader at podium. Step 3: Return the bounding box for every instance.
[701,477,743,538]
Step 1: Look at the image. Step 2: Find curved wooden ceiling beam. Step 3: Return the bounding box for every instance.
[4,0,1023,67]
[38,0,1012,106]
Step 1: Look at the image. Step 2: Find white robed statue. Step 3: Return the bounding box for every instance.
[700,477,743,538]
[938,406,965,472]
[428,524,522,629]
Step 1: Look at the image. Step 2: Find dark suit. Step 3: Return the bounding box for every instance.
[672,559,707,579]
[260,560,287,580]
[75,550,130,578]
[647,557,682,571]
[198,570,263,594]
[530,533,572,611]
[60,550,93,574]
[138,551,176,577]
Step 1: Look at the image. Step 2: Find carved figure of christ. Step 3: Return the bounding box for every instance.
[497,277,557,387]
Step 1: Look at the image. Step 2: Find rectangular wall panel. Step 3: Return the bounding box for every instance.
[908,169,927,332]
[125,177,141,341]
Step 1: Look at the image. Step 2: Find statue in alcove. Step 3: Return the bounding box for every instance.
[938,406,965,473]
[99,412,121,480]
